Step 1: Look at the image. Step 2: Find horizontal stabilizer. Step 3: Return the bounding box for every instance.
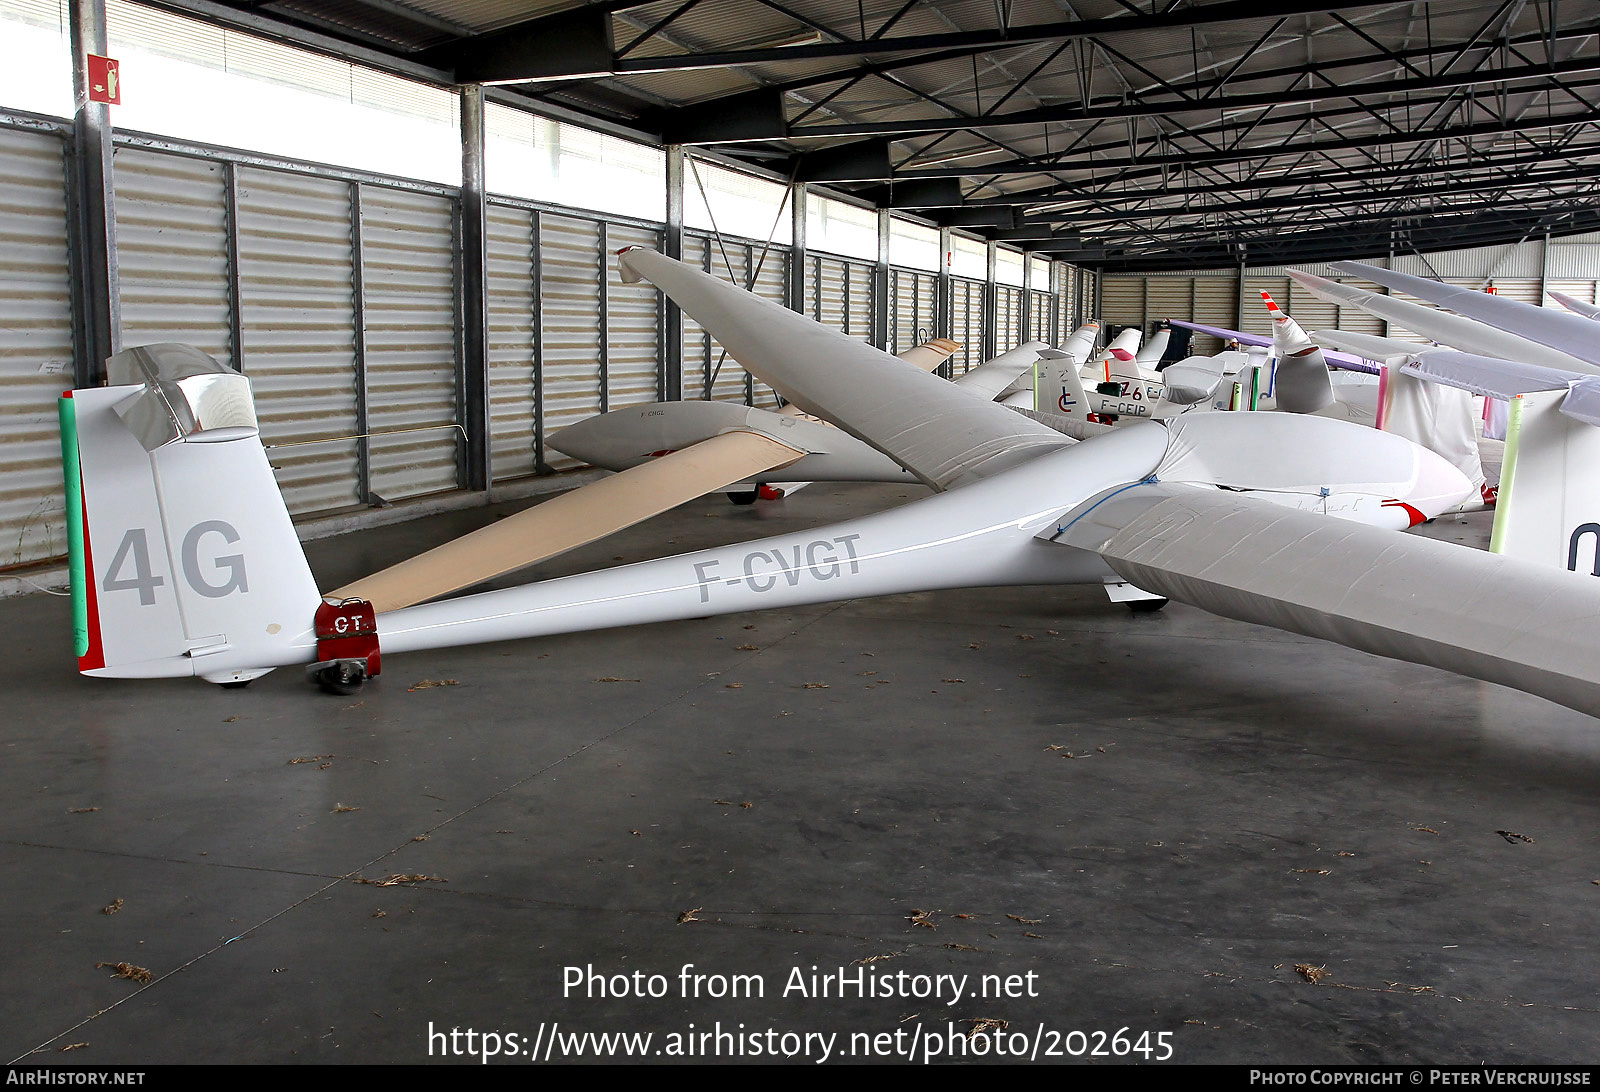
[1400,350,1579,400]
[1160,355,1226,405]
[332,430,805,613]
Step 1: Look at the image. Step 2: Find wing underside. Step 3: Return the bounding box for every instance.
[1056,485,1600,716]
[332,430,804,613]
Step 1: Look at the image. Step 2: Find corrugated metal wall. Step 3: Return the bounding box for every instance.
[603,220,663,410]
[358,185,461,501]
[811,252,872,341]
[889,267,937,353]
[235,167,362,514]
[484,202,538,482]
[114,147,232,365]
[683,231,787,408]
[1026,289,1050,344]
[994,285,1023,351]
[950,277,983,372]
[1057,271,1075,339]
[0,125,73,569]
[1103,272,1399,352]
[539,213,606,470]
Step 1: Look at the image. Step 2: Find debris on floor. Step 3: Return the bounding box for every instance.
[96,962,152,984]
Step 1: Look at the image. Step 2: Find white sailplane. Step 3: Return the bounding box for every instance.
[55,248,1600,723]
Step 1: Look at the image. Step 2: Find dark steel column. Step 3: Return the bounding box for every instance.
[662,145,684,400]
[872,208,890,349]
[68,0,119,387]
[459,84,490,491]
[983,240,998,361]
[787,181,807,314]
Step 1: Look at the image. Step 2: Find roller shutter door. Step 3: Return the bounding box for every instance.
[485,202,537,482]
[359,185,460,501]
[114,147,231,365]
[950,278,982,373]
[847,262,874,347]
[235,167,362,514]
[0,125,74,568]
[1191,277,1238,354]
[1100,276,1143,332]
[541,213,605,469]
[603,220,663,411]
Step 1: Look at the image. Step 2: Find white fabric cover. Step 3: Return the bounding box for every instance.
[1156,412,1457,506]
[1289,270,1596,373]
[1382,367,1485,492]
[618,248,1070,489]
[954,341,1048,400]
[1333,261,1600,370]
[1076,487,1600,718]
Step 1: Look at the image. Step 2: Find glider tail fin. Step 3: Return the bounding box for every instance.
[62,345,320,683]
[1260,291,1335,414]
[1492,389,1600,572]
[1035,348,1090,419]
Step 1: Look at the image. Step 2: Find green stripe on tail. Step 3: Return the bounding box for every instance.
[58,396,88,657]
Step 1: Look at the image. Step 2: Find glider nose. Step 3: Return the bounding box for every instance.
[1406,444,1475,519]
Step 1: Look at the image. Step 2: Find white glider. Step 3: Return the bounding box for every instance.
[57,250,1600,722]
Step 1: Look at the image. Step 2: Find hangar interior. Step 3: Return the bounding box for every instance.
[3,0,1600,1066]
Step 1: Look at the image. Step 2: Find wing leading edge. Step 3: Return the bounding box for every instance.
[617,247,1070,489]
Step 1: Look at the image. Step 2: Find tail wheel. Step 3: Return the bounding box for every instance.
[1127,598,1169,613]
[317,661,367,695]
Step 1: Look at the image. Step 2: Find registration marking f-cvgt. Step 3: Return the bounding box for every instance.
[693,534,864,602]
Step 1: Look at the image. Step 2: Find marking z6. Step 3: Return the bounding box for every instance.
[693,534,863,602]
[102,521,249,603]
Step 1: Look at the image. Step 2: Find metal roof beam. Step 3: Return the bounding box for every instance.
[780,53,1600,141]
[432,0,1403,85]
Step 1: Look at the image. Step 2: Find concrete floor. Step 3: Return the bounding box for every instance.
[3,481,1598,1065]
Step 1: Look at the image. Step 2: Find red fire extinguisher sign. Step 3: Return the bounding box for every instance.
[87,55,120,105]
